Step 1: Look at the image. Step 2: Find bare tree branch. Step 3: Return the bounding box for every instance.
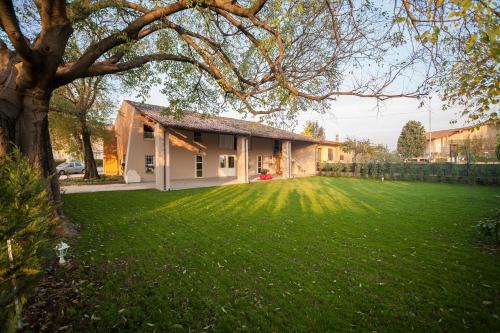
[0,0,36,63]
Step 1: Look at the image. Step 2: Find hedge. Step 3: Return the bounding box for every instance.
[317,162,500,185]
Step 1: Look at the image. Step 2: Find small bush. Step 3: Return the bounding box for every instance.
[476,209,500,244]
[451,164,459,181]
[0,149,55,331]
[354,163,362,177]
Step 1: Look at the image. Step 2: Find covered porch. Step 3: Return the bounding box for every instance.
[153,124,296,191]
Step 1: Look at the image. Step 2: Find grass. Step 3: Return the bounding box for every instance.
[58,177,499,332]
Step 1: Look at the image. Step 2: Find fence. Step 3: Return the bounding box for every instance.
[317,162,500,185]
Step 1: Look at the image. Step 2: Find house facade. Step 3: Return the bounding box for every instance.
[105,101,334,190]
[425,122,499,162]
[317,139,352,164]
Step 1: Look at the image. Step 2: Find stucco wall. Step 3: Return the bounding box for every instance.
[318,144,352,163]
[115,102,134,175]
[114,103,157,182]
[169,129,239,180]
[292,141,317,176]
[127,112,156,182]
[248,137,277,176]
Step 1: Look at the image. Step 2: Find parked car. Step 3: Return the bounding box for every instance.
[56,161,85,175]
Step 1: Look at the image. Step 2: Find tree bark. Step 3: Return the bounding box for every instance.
[18,90,63,215]
[79,117,100,179]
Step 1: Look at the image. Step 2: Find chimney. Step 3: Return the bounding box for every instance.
[335,134,340,142]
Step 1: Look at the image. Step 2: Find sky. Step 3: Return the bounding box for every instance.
[131,88,467,151]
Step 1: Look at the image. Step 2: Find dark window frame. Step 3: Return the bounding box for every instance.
[195,154,203,177]
[194,131,202,143]
[145,155,154,173]
[143,124,154,139]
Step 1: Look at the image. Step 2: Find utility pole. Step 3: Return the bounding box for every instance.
[428,102,432,162]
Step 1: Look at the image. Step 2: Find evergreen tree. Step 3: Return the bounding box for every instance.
[0,149,54,331]
[397,121,427,159]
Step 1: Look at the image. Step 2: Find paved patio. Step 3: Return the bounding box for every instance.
[61,182,157,194]
[61,176,289,194]
[171,176,243,190]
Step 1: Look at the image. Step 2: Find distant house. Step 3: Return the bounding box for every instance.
[103,100,344,190]
[317,138,353,164]
[425,122,499,162]
[52,139,103,162]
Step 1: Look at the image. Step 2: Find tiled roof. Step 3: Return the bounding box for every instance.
[319,140,341,146]
[126,100,318,142]
[425,128,464,140]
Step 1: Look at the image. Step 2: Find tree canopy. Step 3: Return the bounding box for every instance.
[397,120,426,158]
[49,76,114,178]
[398,0,499,124]
[1,1,430,119]
[342,137,374,163]
[301,121,326,140]
[0,0,481,207]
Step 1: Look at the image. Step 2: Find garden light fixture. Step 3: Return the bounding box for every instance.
[55,241,70,265]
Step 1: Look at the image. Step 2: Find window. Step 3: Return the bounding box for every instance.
[219,155,226,168]
[273,140,282,154]
[449,144,458,158]
[317,148,322,161]
[145,155,154,173]
[328,148,334,161]
[195,154,203,177]
[257,155,263,173]
[219,134,235,149]
[340,154,344,161]
[233,136,237,150]
[143,124,154,139]
[194,131,202,143]
[228,156,235,168]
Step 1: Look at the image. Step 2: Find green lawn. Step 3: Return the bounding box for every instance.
[60,177,499,332]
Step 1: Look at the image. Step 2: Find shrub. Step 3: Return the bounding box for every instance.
[469,164,478,184]
[372,163,380,179]
[360,163,368,177]
[476,209,500,244]
[0,149,55,331]
[423,164,431,180]
[451,164,460,181]
[354,163,362,177]
[436,164,445,181]
[398,163,405,179]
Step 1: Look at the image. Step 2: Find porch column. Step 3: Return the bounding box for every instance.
[282,140,292,178]
[155,124,170,191]
[237,136,249,183]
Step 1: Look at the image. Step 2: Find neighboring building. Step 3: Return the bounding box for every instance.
[317,138,353,164]
[105,100,344,190]
[425,122,499,162]
[53,139,103,162]
[102,125,119,175]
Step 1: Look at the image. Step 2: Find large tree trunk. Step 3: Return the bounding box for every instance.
[80,118,100,180]
[0,2,73,218]
[18,91,63,215]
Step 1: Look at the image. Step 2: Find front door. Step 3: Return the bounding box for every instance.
[219,155,236,177]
